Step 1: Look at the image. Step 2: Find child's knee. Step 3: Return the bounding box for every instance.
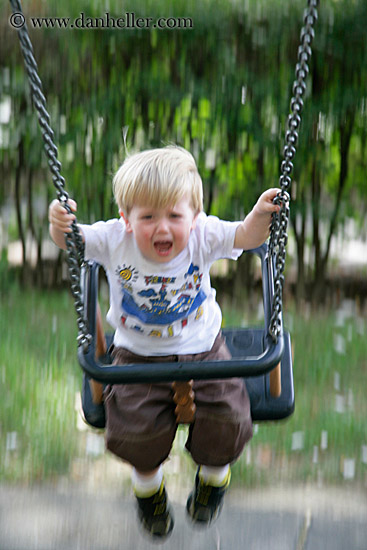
[185,414,253,466]
[106,428,176,471]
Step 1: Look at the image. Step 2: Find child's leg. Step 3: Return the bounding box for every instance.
[105,347,179,471]
[184,376,251,526]
[103,380,176,540]
[199,464,230,486]
[173,333,252,525]
[132,464,232,495]
[177,333,253,467]
[104,347,182,539]
[186,463,232,525]
[132,464,174,540]
[104,381,177,470]
[185,376,253,467]
[131,467,163,496]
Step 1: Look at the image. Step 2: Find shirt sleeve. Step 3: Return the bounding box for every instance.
[199,213,244,263]
[79,218,124,267]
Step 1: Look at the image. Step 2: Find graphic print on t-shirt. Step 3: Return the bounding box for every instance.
[116,262,207,337]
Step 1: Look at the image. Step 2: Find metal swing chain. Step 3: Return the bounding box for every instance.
[268,0,319,342]
[9,0,92,349]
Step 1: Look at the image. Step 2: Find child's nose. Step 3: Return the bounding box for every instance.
[157,217,170,232]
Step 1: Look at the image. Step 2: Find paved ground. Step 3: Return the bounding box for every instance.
[0,483,366,550]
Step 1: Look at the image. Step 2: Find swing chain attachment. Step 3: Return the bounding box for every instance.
[9,0,92,350]
[268,0,319,342]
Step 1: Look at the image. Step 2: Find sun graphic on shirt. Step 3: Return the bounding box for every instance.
[117,265,138,283]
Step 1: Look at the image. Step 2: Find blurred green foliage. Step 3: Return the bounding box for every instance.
[1,0,367,300]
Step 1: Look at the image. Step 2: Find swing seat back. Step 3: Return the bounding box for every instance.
[224,328,294,420]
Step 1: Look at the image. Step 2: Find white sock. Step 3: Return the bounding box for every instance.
[199,464,230,487]
[131,466,164,497]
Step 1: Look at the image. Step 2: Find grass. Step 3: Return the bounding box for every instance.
[1,286,366,487]
[0,287,80,482]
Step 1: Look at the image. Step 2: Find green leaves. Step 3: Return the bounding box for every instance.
[3,0,367,291]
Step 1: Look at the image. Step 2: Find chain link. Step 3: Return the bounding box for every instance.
[10,0,92,349]
[268,0,319,342]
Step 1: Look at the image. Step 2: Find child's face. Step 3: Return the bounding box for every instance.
[121,196,198,263]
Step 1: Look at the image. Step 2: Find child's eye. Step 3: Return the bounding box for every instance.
[141,214,153,220]
[170,213,181,219]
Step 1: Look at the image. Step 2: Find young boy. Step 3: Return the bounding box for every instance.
[49,146,280,539]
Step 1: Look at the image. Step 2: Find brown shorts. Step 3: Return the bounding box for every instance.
[104,333,253,471]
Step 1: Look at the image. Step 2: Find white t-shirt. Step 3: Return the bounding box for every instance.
[81,212,243,355]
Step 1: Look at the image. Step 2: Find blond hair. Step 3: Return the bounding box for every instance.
[113,146,203,214]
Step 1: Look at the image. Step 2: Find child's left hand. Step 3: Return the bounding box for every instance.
[234,188,288,250]
[254,188,284,216]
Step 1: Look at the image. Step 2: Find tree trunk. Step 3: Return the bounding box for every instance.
[205,168,216,215]
[311,155,324,303]
[233,252,256,310]
[14,137,26,282]
[323,108,355,268]
[290,185,307,303]
[311,108,355,305]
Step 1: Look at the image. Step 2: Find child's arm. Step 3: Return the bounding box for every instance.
[48,198,85,250]
[234,188,282,250]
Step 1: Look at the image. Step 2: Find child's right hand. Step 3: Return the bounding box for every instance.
[48,198,77,234]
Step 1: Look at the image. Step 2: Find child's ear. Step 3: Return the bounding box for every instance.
[191,212,199,230]
[120,210,133,233]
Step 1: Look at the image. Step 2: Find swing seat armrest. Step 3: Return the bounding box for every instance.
[77,333,284,384]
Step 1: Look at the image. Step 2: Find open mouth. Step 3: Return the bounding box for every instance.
[154,241,173,256]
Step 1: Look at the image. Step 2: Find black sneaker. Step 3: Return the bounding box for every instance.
[135,482,174,539]
[186,467,231,526]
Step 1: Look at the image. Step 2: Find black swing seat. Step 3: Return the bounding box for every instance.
[79,244,294,427]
